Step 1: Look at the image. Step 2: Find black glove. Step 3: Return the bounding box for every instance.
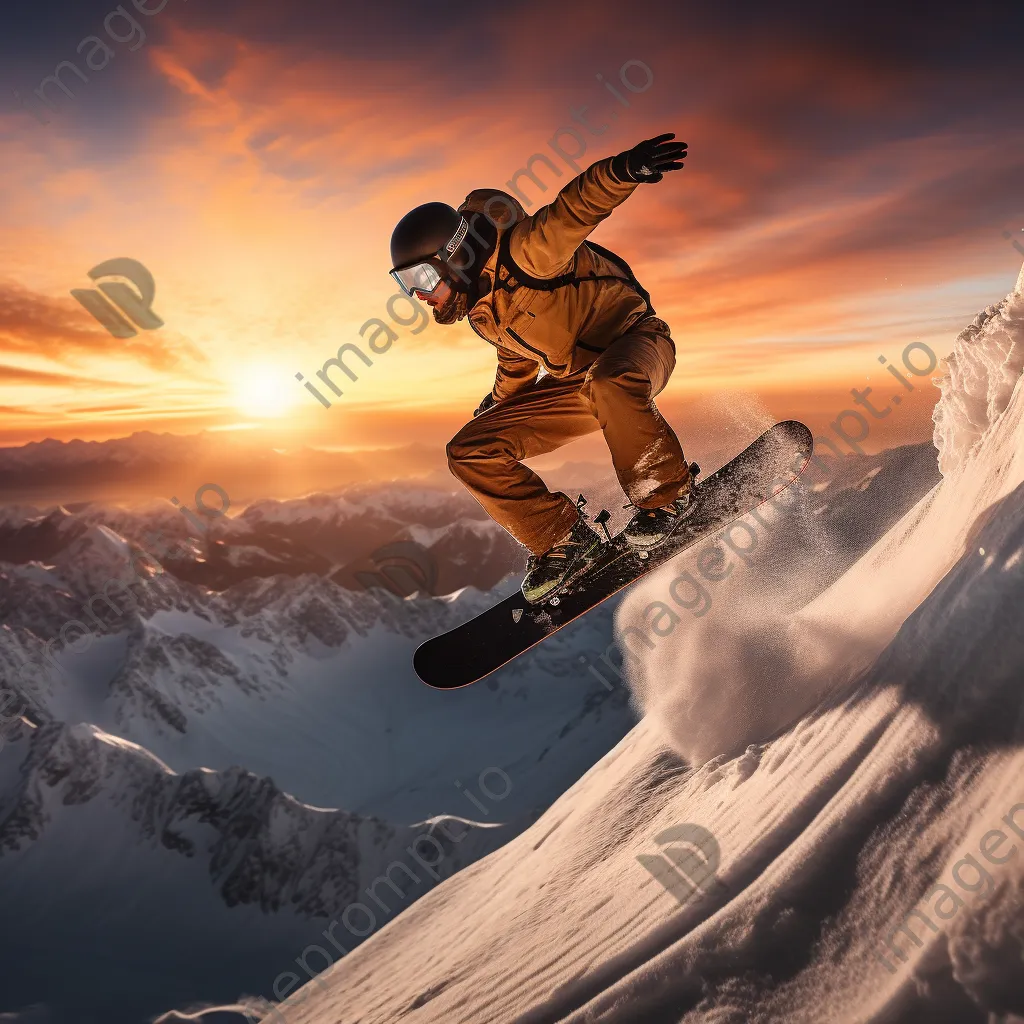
[473,392,496,417]
[611,133,688,184]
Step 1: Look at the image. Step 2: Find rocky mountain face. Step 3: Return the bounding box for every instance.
[0,719,499,1024]
[1,720,494,913]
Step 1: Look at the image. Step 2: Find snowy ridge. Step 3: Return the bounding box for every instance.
[1,720,496,911]
[0,485,523,594]
[0,719,503,1023]
[933,261,1024,472]
[239,485,467,529]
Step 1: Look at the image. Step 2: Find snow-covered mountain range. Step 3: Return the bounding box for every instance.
[0,440,942,1023]
[0,718,504,1024]
[0,432,446,507]
[0,474,637,1022]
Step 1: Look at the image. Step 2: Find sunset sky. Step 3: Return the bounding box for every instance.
[1,0,1022,460]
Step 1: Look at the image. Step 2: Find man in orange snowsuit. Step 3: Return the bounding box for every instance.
[389,134,695,603]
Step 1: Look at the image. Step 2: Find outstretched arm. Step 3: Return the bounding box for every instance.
[510,157,635,280]
[511,134,688,279]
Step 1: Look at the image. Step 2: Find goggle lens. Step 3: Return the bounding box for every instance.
[391,262,442,298]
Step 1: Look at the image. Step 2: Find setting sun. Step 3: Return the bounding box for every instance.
[231,364,294,418]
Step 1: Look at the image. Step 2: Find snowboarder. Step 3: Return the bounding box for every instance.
[389,133,694,604]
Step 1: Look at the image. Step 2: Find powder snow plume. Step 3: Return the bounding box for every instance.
[620,262,1024,767]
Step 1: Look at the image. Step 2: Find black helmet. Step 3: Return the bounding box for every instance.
[389,202,470,297]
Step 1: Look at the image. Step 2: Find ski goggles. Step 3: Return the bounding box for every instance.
[390,217,470,297]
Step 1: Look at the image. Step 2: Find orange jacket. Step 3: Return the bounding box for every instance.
[458,157,655,403]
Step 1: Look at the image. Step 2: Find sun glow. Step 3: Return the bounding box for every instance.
[231,364,295,418]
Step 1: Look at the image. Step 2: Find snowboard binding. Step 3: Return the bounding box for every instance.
[520,494,606,609]
[621,461,703,559]
[540,498,612,608]
[523,464,703,610]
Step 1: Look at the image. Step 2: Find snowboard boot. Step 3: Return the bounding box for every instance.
[521,516,603,605]
[622,480,700,551]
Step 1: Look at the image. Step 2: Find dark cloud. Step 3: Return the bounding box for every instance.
[6,0,1022,146]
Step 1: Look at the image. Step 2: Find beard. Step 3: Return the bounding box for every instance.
[432,287,471,325]
[431,228,495,325]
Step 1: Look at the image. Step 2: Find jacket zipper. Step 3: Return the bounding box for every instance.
[470,304,569,374]
[506,327,567,373]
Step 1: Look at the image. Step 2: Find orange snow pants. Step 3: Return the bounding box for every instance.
[446,316,691,555]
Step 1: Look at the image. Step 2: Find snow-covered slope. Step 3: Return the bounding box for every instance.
[269,264,1024,1024]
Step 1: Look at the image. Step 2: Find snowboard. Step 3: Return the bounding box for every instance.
[414,420,813,689]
